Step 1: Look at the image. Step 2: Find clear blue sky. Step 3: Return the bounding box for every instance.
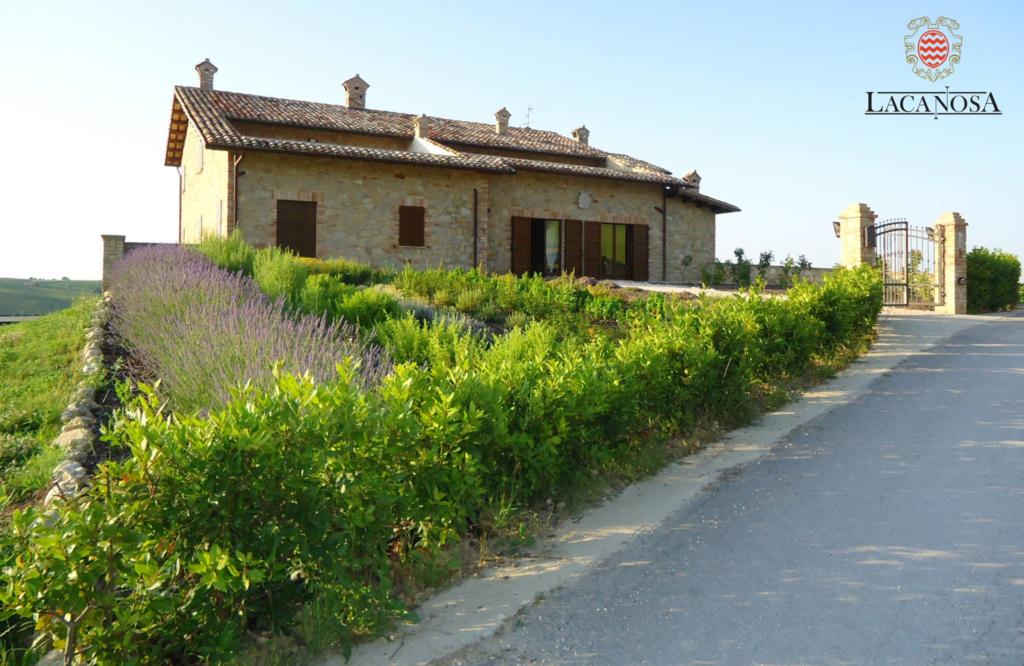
[1,0,1019,279]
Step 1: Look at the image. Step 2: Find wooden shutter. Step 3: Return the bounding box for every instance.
[631,224,649,281]
[583,222,601,278]
[276,200,317,258]
[399,206,425,246]
[564,220,583,277]
[511,217,531,275]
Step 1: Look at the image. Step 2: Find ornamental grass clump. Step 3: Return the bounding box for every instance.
[109,245,389,412]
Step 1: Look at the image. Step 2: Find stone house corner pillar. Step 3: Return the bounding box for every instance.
[935,212,967,314]
[475,182,490,272]
[838,203,877,268]
[101,234,126,291]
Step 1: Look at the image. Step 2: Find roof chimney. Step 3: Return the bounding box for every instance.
[195,58,218,90]
[495,107,511,135]
[343,74,369,109]
[682,170,701,191]
[572,125,590,145]
[413,114,431,138]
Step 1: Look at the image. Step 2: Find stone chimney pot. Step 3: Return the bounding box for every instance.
[495,107,511,135]
[682,170,701,191]
[195,58,218,90]
[572,125,590,145]
[343,74,369,109]
[414,114,431,138]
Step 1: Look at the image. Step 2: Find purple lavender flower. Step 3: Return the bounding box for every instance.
[108,245,390,412]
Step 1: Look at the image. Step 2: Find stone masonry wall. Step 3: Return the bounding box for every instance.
[488,171,716,282]
[224,152,717,282]
[664,197,715,283]
[237,152,490,270]
[180,120,230,244]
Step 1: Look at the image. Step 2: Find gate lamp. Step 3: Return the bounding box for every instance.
[832,220,841,238]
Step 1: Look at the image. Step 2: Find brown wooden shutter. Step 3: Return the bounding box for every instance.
[511,217,531,275]
[276,200,317,258]
[583,221,601,278]
[399,206,425,247]
[631,224,649,281]
[564,220,583,277]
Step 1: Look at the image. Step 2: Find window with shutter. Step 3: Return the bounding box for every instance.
[399,206,426,247]
[276,200,317,258]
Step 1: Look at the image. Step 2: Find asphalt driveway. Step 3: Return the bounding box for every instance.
[445,313,1024,665]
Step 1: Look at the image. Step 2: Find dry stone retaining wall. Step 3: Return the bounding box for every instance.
[42,295,110,510]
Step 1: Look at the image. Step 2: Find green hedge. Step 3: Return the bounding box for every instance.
[966,247,1021,312]
[1,264,883,662]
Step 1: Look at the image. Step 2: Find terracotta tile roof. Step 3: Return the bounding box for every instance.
[428,116,609,159]
[239,136,513,173]
[164,86,739,212]
[503,158,739,212]
[503,157,685,186]
[606,153,672,175]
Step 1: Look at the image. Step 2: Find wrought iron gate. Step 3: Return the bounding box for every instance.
[869,218,942,307]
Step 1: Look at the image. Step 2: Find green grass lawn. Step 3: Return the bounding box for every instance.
[1,299,95,659]
[0,278,101,316]
[0,300,95,507]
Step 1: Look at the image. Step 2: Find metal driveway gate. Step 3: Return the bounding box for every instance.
[869,218,942,307]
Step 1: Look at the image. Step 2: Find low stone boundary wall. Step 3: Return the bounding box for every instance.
[761,265,832,286]
[101,235,178,290]
[43,295,110,509]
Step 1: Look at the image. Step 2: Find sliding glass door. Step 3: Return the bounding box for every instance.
[600,223,632,279]
[529,219,562,276]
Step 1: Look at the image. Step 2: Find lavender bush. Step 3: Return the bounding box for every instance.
[109,246,389,412]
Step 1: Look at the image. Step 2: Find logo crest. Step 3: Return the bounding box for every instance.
[905,17,962,81]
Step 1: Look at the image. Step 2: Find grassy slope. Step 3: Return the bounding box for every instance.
[0,278,101,316]
[0,300,94,658]
[0,300,94,506]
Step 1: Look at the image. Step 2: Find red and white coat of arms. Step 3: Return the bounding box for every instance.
[905,17,963,81]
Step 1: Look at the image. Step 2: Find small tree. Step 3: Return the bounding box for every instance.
[780,255,797,288]
[757,251,774,283]
[966,247,1021,312]
[729,248,753,288]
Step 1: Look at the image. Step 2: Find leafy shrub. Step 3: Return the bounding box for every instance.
[108,246,389,412]
[336,288,403,329]
[195,230,256,275]
[789,265,882,351]
[700,261,727,287]
[455,287,486,314]
[297,257,393,286]
[300,273,358,319]
[375,314,485,367]
[1,369,482,662]
[504,311,531,329]
[966,247,1021,312]
[6,245,883,662]
[253,246,309,307]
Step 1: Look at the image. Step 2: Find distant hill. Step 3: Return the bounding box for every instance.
[0,278,102,316]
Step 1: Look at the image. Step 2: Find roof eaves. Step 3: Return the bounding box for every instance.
[164,95,188,167]
[677,188,741,214]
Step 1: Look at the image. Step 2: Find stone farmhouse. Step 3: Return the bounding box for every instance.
[164,59,739,282]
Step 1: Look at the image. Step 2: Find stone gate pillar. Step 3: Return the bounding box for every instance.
[101,234,126,291]
[838,203,877,268]
[935,212,967,314]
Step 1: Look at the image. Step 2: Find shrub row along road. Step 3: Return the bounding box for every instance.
[447,313,1024,665]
